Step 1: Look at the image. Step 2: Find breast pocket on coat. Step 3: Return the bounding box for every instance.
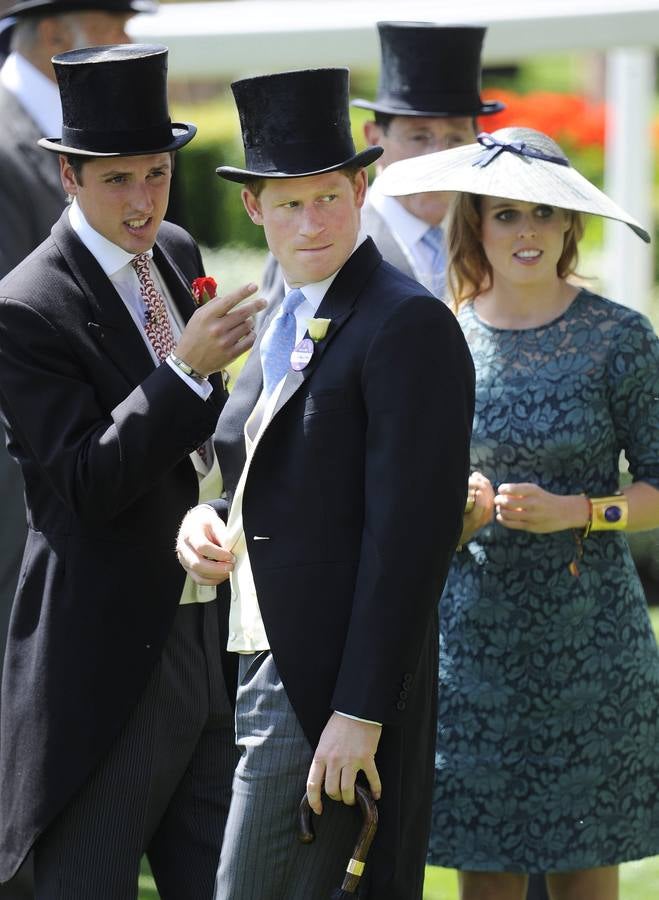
[303,388,353,416]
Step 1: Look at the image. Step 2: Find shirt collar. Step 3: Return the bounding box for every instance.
[368,174,432,247]
[1,51,62,137]
[282,229,369,312]
[68,199,151,278]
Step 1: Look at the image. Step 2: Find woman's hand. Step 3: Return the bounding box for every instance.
[458,471,495,546]
[495,483,589,534]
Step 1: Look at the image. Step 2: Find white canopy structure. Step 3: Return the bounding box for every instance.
[131,0,659,315]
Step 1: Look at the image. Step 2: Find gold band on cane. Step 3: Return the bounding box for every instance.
[347,858,365,876]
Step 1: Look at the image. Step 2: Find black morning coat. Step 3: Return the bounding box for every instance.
[0,212,231,881]
[213,237,475,899]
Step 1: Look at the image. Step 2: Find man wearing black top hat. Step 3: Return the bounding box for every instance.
[352,22,504,300]
[260,22,504,313]
[0,44,265,899]
[176,67,474,899]
[0,18,160,873]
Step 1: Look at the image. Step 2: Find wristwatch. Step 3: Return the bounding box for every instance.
[167,352,207,381]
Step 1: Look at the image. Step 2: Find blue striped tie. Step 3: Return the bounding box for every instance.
[420,225,446,298]
[260,289,306,397]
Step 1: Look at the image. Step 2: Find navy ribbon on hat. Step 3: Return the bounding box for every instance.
[473,132,570,169]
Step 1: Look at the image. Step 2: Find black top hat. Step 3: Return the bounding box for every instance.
[1,0,156,19]
[216,68,383,184]
[352,22,504,118]
[38,44,195,157]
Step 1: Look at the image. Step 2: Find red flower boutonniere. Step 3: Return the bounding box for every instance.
[191,276,218,306]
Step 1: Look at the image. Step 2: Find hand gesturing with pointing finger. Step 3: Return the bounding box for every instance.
[174,282,267,376]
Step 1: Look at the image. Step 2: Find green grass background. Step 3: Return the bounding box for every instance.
[137,609,659,899]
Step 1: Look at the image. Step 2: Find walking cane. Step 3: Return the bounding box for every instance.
[298,783,378,898]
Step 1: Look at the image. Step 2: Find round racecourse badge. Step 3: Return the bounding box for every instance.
[290,338,314,371]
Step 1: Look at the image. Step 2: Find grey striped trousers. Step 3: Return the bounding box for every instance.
[215,651,368,899]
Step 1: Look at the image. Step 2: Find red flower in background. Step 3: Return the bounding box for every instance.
[191,276,218,305]
[478,89,606,149]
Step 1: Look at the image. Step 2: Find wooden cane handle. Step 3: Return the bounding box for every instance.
[297,784,378,855]
[352,784,379,861]
[297,792,315,844]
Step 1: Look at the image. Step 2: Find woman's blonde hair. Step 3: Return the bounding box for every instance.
[446,192,585,309]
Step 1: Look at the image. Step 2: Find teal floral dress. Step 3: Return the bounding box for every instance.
[429,289,659,873]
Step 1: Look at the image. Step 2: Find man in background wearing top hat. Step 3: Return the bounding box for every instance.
[176,67,474,899]
[0,43,266,899]
[260,22,504,311]
[354,21,504,300]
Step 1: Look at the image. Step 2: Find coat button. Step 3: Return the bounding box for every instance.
[396,700,406,711]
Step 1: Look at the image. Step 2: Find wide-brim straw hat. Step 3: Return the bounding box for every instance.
[377,126,650,243]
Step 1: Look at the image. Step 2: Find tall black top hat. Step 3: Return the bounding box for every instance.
[352,22,504,118]
[216,68,383,184]
[38,44,196,157]
[1,0,156,19]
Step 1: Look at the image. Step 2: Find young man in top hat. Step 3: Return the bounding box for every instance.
[260,22,504,312]
[0,43,266,899]
[175,67,475,899]
[0,17,159,864]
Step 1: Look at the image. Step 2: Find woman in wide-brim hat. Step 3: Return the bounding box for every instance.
[382,127,659,900]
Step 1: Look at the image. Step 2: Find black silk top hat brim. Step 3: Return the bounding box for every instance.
[377,126,651,243]
[2,0,156,19]
[352,21,504,118]
[216,68,383,184]
[38,44,196,157]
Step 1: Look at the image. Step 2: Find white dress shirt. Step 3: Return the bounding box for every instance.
[68,200,213,401]
[1,51,62,137]
[368,174,445,295]
[68,200,220,605]
[225,274,332,652]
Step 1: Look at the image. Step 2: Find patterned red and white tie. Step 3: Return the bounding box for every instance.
[131,253,176,361]
[132,253,208,464]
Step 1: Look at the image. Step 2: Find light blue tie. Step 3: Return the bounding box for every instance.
[420,225,446,299]
[260,289,306,397]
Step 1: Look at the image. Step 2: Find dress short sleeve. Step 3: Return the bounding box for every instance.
[607,309,659,489]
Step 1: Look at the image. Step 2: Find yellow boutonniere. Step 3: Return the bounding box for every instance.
[307,317,331,342]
